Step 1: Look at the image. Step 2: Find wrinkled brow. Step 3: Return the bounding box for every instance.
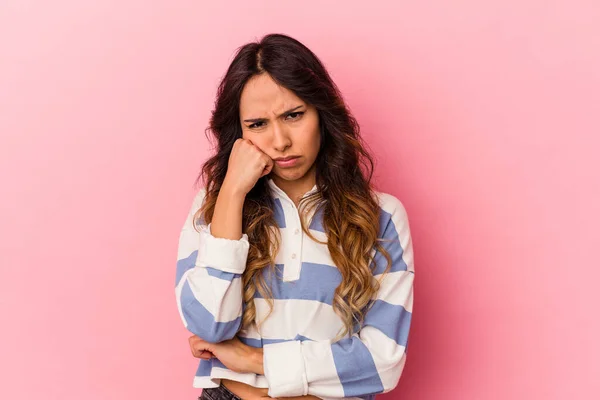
[243,105,304,123]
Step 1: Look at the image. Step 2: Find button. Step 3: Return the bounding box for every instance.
[294,228,300,235]
[291,253,297,259]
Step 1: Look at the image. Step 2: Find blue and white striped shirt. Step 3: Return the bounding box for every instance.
[175,177,415,399]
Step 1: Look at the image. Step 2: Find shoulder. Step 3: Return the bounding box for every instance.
[182,186,208,228]
[373,190,410,224]
[192,186,208,209]
[372,190,415,273]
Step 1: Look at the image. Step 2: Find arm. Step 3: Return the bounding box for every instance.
[261,196,415,399]
[175,183,249,343]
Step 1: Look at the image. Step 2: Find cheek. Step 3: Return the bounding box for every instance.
[314,126,321,146]
[242,130,259,144]
[241,126,260,141]
[244,133,269,152]
[295,128,320,160]
[298,115,320,144]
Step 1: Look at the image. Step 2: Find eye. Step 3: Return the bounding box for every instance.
[248,121,266,129]
[286,111,304,121]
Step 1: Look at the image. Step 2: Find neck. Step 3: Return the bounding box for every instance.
[269,166,317,207]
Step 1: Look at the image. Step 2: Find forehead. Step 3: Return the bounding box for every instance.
[239,74,303,117]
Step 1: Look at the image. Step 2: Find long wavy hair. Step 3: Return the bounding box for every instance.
[193,33,393,341]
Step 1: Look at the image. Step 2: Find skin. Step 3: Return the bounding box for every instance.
[188,73,323,399]
[239,73,321,207]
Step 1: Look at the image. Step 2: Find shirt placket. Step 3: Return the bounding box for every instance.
[281,199,303,282]
[267,178,312,282]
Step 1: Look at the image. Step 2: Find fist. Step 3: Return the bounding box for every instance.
[224,138,273,196]
[189,335,214,360]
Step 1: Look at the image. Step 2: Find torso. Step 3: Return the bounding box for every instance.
[222,379,320,400]
[221,379,269,399]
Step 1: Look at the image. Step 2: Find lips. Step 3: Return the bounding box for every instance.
[275,156,299,161]
[274,156,301,168]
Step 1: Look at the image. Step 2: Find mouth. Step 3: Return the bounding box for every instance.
[274,156,301,168]
[274,156,300,161]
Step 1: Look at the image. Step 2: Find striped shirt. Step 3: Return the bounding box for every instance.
[175,177,415,400]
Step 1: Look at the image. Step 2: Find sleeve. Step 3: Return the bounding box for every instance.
[175,187,250,343]
[262,196,415,399]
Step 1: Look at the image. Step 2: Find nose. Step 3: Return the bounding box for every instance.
[271,120,292,153]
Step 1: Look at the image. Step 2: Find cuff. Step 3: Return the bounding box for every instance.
[195,223,250,274]
[263,340,308,397]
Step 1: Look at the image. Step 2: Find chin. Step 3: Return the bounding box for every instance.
[272,168,306,181]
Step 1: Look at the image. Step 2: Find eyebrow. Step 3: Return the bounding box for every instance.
[243,105,304,123]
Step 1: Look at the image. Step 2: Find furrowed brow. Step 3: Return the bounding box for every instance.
[243,105,304,123]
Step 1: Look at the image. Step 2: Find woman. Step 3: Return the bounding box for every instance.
[175,33,415,400]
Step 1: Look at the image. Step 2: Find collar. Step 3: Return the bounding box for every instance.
[266,176,319,204]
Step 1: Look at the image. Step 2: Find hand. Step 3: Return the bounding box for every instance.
[188,335,214,360]
[223,138,274,196]
[188,335,263,374]
[189,336,320,400]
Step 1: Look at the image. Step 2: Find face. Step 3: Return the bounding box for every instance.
[239,73,321,187]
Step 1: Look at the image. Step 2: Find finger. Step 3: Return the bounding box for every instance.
[199,350,214,359]
[190,336,208,347]
[261,157,274,177]
[190,338,212,356]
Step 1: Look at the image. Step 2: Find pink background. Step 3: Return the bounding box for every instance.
[1,1,599,399]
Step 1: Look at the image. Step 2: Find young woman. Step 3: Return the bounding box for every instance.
[175,33,415,400]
